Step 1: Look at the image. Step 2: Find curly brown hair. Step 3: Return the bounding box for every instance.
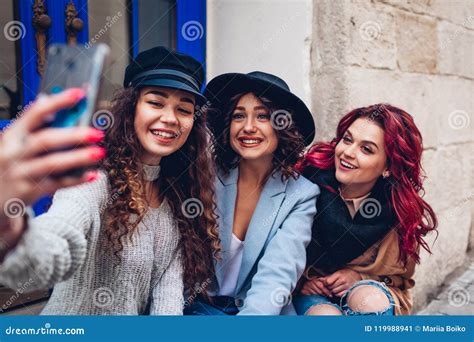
[208,92,306,180]
[99,87,220,290]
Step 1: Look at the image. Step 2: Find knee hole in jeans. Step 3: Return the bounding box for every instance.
[346,285,391,313]
[306,303,343,316]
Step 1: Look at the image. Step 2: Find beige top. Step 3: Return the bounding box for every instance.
[339,190,371,218]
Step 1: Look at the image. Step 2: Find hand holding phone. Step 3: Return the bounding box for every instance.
[0,89,106,257]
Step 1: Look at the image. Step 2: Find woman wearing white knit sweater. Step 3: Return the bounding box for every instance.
[0,47,220,315]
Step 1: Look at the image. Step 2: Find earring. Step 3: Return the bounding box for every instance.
[382,171,390,179]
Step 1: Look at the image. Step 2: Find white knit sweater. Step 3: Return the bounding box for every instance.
[0,172,184,315]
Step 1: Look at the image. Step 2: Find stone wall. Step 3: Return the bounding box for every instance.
[311,0,473,311]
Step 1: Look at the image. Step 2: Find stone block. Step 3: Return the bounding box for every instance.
[438,20,474,79]
[422,145,472,213]
[396,10,437,73]
[345,1,397,69]
[378,0,474,29]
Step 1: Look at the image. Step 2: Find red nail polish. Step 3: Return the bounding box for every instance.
[68,88,86,101]
[89,147,106,161]
[85,129,105,143]
[85,171,99,182]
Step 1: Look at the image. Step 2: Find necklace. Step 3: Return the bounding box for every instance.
[142,164,161,182]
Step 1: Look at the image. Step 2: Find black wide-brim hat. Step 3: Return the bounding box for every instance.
[123,46,207,105]
[204,71,315,145]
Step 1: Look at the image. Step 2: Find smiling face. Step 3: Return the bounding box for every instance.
[335,117,389,197]
[229,92,278,163]
[134,86,196,165]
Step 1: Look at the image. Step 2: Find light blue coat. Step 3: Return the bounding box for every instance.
[210,167,320,315]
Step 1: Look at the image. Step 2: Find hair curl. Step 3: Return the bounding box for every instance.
[99,87,220,290]
[208,92,306,180]
[298,103,438,264]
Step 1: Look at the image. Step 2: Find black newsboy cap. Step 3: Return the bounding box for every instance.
[123,46,206,104]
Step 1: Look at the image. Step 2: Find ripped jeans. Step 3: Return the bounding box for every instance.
[293,279,396,316]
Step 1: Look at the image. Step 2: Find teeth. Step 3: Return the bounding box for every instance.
[341,160,356,169]
[151,130,176,138]
[241,139,261,144]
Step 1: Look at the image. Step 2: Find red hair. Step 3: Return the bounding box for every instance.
[298,104,438,264]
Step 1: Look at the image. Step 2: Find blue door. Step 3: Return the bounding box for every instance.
[18,0,90,107]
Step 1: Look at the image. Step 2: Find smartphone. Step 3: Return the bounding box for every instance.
[40,43,110,128]
[39,43,110,177]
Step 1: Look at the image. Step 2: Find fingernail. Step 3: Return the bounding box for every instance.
[85,170,99,182]
[68,88,86,101]
[85,129,105,143]
[89,147,106,161]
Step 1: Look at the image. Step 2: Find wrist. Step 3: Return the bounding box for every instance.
[356,271,364,281]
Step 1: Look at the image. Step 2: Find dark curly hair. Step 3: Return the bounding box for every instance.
[99,87,220,290]
[208,92,306,180]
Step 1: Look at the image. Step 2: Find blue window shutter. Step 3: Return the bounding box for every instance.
[176,0,206,85]
[18,0,40,107]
